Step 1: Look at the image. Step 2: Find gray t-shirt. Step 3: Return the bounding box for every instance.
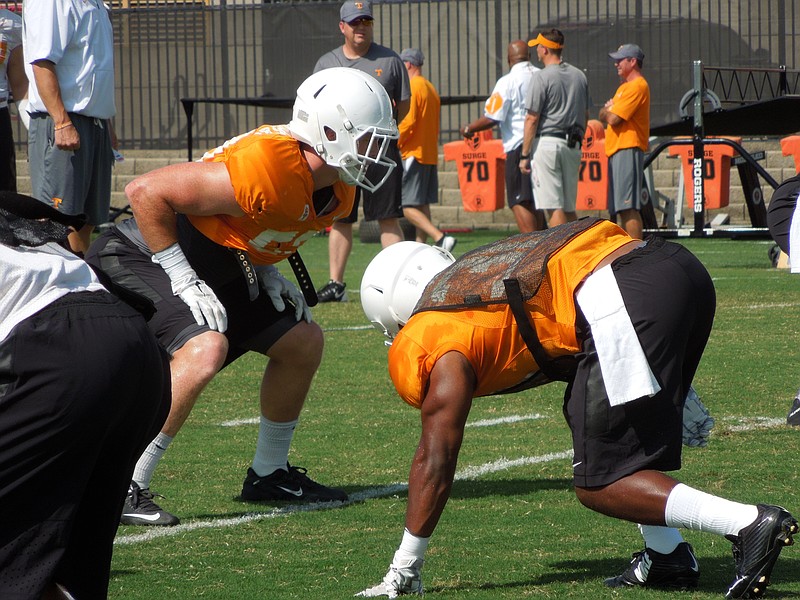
[314,43,411,116]
[526,62,590,137]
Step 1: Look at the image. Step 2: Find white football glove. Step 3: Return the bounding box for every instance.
[355,556,424,598]
[255,264,311,323]
[682,385,715,447]
[153,243,228,332]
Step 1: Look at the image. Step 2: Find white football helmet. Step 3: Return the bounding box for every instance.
[361,241,455,342]
[289,67,399,192]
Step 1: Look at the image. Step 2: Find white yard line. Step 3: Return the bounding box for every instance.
[466,413,545,428]
[114,449,571,546]
[221,412,546,429]
[116,414,788,546]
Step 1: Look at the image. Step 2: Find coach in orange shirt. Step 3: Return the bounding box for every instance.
[85,68,398,526]
[397,48,455,251]
[357,220,796,598]
[599,43,650,239]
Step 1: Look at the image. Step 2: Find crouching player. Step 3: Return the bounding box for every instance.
[357,218,797,598]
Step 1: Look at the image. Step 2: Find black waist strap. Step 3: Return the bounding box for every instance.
[503,278,575,382]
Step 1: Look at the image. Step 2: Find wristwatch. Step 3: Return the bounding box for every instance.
[520,151,531,160]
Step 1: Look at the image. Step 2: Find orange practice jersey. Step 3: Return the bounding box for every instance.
[388,220,632,408]
[398,75,441,165]
[604,77,650,155]
[188,124,356,265]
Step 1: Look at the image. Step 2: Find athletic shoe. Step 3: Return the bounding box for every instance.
[316,279,347,303]
[604,542,700,589]
[434,235,457,252]
[240,465,348,503]
[120,481,180,526]
[725,504,798,599]
[787,395,800,426]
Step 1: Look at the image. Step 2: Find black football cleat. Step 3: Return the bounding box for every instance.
[725,504,798,598]
[604,542,700,589]
[240,464,347,503]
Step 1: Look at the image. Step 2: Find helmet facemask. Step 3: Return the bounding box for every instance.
[336,124,397,191]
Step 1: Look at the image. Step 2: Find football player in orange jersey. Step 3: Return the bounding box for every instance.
[356,220,797,598]
[85,67,398,526]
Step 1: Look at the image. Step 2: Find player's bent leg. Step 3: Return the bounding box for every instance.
[260,321,323,421]
[122,331,227,527]
[165,331,229,435]
[240,321,346,503]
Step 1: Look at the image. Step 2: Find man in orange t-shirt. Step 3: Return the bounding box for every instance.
[85,68,398,526]
[397,48,454,250]
[599,43,650,239]
[357,220,797,599]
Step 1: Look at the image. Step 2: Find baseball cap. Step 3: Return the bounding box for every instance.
[609,43,645,61]
[340,1,373,23]
[399,48,424,66]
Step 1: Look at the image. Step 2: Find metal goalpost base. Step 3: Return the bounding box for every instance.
[643,60,778,240]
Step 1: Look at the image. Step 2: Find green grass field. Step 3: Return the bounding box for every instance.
[109,231,800,599]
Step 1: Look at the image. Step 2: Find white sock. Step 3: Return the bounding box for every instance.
[132,432,173,489]
[665,483,759,537]
[638,524,685,554]
[252,416,297,477]
[394,528,430,562]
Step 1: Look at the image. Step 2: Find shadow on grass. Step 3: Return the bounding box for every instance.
[447,477,574,500]
[216,477,574,507]
[427,555,800,596]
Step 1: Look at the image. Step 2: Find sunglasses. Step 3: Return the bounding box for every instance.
[347,17,374,27]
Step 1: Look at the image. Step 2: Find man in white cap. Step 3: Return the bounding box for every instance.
[599,43,650,240]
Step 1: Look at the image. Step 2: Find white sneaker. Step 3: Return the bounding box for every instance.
[434,235,456,252]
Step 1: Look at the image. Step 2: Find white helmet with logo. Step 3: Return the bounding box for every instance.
[361,241,455,342]
[289,67,399,192]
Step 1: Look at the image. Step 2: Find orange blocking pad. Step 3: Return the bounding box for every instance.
[668,137,740,209]
[780,135,800,173]
[443,130,505,212]
[577,120,608,210]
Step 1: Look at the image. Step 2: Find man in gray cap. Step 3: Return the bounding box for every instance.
[599,43,650,240]
[313,0,411,303]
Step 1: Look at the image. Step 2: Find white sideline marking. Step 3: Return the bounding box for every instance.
[221,412,546,429]
[466,413,545,428]
[323,325,374,332]
[114,450,571,546]
[220,417,259,427]
[721,416,786,432]
[741,302,800,310]
[115,415,788,546]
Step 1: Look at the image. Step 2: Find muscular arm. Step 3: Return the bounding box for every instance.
[125,161,241,253]
[404,351,476,537]
[31,60,79,150]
